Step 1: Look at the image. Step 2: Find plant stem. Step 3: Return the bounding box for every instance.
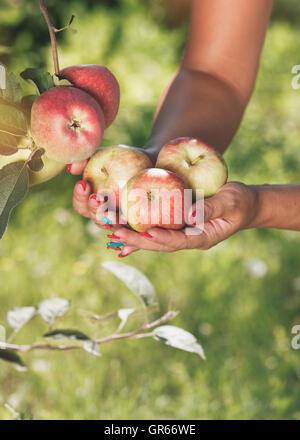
[39,0,60,75]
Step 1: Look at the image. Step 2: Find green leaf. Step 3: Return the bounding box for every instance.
[0,65,23,104]
[20,68,55,95]
[0,349,26,371]
[0,131,18,155]
[102,261,157,306]
[44,329,90,341]
[0,103,27,136]
[0,161,29,240]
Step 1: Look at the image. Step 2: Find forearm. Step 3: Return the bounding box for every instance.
[145,68,248,161]
[249,185,300,231]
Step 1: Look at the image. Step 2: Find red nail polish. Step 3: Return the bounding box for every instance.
[107,234,120,239]
[118,253,129,258]
[104,225,112,230]
[90,194,100,204]
[140,232,152,238]
[78,180,86,191]
[66,164,72,173]
[113,247,122,251]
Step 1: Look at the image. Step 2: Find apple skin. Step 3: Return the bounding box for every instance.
[121,168,187,233]
[30,86,105,164]
[83,145,152,209]
[156,137,228,198]
[60,65,120,128]
[0,149,65,186]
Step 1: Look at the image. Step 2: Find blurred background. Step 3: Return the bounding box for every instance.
[0,0,300,420]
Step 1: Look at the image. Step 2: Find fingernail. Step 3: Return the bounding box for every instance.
[113,247,122,251]
[118,253,129,258]
[90,194,100,205]
[104,225,112,230]
[140,232,153,238]
[106,242,124,248]
[77,180,86,192]
[107,234,121,239]
[66,164,72,173]
[101,217,112,225]
[189,210,196,225]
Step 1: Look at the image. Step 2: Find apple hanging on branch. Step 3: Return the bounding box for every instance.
[0,0,121,239]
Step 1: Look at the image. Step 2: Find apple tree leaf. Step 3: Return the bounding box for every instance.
[102,261,156,306]
[0,131,18,155]
[7,306,37,331]
[0,349,27,371]
[83,340,101,357]
[153,325,206,359]
[0,103,27,136]
[44,329,90,341]
[27,148,45,172]
[0,161,29,240]
[0,64,23,104]
[20,68,55,95]
[38,298,71,326]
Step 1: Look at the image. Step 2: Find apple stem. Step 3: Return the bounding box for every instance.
[39,0,60,76]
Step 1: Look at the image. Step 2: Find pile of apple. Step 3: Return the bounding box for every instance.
[84,138,228,233]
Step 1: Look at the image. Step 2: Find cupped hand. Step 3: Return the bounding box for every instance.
[108,182,259,257]
[69,147,155,233]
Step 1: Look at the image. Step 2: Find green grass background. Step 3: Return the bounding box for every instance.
[0,0,300,420]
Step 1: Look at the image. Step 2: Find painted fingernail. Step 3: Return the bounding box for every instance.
[106,242,124,248]
[66,164,72,173]
[77,180,86,192]
[140,232,153,238]
[103,225,112,230]
[101,217,112,225]
[118,253,129,258]
[90,194,100,205]
[189,210,197,224]
[107,234,121,239]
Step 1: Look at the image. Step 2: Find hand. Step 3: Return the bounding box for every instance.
[69,147,155,232]
[108,182,259,257]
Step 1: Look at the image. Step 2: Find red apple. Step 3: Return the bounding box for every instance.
[83,145,152,209]
[121,168,187,232]
[60,65,120,128]
[156,137,228,197]
[30,86,104,164]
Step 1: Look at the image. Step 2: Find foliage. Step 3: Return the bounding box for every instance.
[0,0,300,421]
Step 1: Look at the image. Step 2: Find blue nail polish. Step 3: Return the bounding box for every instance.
[106,242,124,248]
[102,217,112,225]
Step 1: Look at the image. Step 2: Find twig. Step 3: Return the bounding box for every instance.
[39,0,60,75]
[0,310,179,353]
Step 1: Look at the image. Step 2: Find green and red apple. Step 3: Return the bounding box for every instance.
[121,168,187,232]
[60,64,120,128]
[30,86,105,164]
[83,145,152,208]
[156,137,228,198]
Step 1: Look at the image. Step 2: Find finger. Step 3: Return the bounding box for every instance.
[72,180,92,218]
[188,194,226,226]
[67,160,88,175]
[118,245,139,258]
[113,227,177,252]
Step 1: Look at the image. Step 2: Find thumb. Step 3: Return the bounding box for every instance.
[189,193,226,226]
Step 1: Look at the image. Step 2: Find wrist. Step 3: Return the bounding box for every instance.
[246,185,272,229]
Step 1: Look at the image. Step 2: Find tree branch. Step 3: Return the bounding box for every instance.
[39,0,60,75]
[0,310,179,354]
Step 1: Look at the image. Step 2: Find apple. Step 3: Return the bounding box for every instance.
[156,137,228,198]
[60,65,120,128]
[0,149,65,186]
[30,86,104,164]
[83,145,152,208]
[121,168,187,232]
